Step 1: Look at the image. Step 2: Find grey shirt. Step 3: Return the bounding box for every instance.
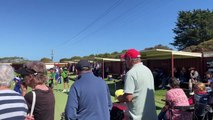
[124,62,157,120]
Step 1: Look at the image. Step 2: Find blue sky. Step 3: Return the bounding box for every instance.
[0,0,212,62]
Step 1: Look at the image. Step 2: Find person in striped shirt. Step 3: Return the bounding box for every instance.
[0,64,32,120]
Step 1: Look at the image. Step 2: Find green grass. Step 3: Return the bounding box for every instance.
[13,77,166,120]
[53,79,166,119]
[155,89,166,114]
[53,85,70,120]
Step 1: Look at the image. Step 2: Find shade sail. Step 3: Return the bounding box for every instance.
[141,49,202,60]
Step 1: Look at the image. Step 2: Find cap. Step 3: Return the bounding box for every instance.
[76,60,91,71]
[16,61,46,76]
[121,49,141,59]
[115,89,124,97]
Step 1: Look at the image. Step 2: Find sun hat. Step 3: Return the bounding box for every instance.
[16,61,46,76]
[115,89,124,97]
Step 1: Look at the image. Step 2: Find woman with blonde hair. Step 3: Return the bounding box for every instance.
[189,82,207,104]
[188,82,209,120]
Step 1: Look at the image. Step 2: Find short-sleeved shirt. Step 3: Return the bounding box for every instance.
[0,89,28,120]
[124,62,157,120]
[166,88,190,120]
[61,71,68,78]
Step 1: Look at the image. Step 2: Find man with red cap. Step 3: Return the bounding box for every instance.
[118,49,157,120]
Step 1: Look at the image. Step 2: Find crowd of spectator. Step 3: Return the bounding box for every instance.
[3,50,213,120]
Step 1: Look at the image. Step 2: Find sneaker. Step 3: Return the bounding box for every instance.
[158,84,163,88]
[62,89,66,93]
[166,84,170,88]
[161,87,166,90]
[189,91,194,95]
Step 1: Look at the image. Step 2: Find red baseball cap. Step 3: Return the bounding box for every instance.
[121,49,141,59]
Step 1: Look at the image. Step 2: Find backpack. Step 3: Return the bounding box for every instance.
[110,106,124,120]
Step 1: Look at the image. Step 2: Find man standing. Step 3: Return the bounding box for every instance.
[65,60,112,120]
[118,49,157,120]
[61,67,70,92]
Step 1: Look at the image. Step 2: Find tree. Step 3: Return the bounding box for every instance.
[0,57,28,63]
[59,58,69,63]
[184,38,213,52]
[144,44,173,50]
[171,9,213,50]
[40,57,52,63]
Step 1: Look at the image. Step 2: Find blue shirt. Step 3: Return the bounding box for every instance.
[13,77,22,94]
[65,72,112,120]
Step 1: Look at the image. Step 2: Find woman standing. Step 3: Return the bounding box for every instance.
[17,61,55,120]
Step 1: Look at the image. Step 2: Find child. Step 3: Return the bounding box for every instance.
[188,82,209,120]
[13,76,22,94]
[207,81,213,119]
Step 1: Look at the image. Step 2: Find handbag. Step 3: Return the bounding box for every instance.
[30,91,36,116]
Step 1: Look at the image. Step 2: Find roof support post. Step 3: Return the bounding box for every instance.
[201,51,204,79]
[102,60,105,79]
[171,54,174,78]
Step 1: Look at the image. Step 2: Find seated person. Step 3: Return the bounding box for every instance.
[158,78,191,120]
[188,82,209,120]
[207,81,213,119]
[188,67,200,95]
[203,71,213,84]
[203,71,213,92]
[179,67,187,83]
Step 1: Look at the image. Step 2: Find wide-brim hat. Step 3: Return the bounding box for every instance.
[16,61,46,76]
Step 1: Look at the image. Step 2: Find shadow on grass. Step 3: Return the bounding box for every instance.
[54,88,63,92]
[53,88,70,95]
[69,77,76,81]
[156,105,163,111]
